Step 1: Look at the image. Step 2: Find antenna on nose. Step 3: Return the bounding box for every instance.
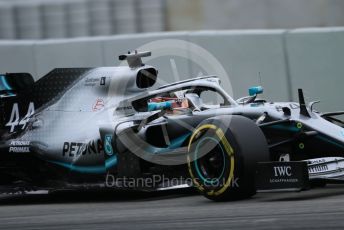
[298,89,311,117]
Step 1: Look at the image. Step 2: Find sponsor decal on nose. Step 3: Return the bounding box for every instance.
[92,98,105,111]
[9,140,31,153]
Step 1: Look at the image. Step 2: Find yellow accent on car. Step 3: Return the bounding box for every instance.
[299,142,305,149]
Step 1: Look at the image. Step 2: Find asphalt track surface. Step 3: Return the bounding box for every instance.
[1,185,344,229]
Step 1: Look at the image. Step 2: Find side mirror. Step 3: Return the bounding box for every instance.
[249,86,264,96]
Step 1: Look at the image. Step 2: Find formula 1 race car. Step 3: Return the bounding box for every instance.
[0,51,343,201]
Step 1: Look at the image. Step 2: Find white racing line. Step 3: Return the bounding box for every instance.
[157,184,190,191]
[24,190,49,195]
[0,190,49,198]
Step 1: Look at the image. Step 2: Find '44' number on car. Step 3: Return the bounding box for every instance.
[6,102,35,133]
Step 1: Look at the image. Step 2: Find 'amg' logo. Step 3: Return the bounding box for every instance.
[274,166,292,177]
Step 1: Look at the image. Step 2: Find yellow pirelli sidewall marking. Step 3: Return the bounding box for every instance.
[212,128,235,196]
[187,124,235,196]
[187,124,217,192]
[187,155,204,191]
[187,124,217,151]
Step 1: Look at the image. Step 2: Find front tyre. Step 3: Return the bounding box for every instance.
[187,115,269,201]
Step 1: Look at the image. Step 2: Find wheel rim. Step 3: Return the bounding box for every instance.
[194,137,226,186]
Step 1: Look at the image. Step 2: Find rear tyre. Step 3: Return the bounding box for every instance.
[187,115,270,201]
